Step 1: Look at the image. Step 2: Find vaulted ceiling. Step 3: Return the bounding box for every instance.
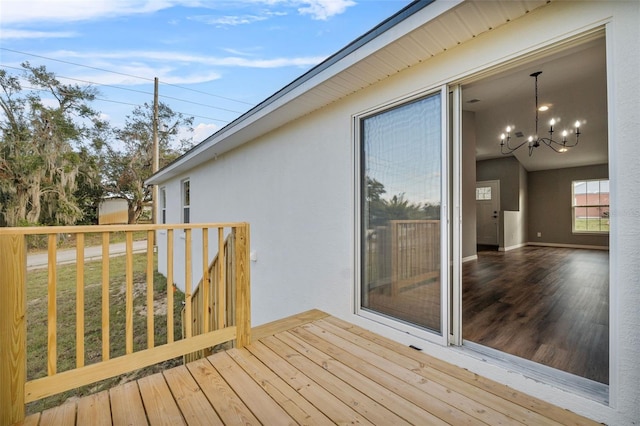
[462,36,608,171]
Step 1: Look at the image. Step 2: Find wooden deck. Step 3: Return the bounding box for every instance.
[18,310,599,425]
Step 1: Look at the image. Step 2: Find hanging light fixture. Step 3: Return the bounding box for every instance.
[500,71,582,156]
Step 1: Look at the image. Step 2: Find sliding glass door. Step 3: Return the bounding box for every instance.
[359,91,444,335]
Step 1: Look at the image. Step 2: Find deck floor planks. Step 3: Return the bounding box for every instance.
[24,311,601,426]
[276,329,448,426]
[305,320,531,426]
[297,322,499,425]
[226,347,334,425]
[206,350,297,425]
[313,319,556,426]
[39,402,75,426]
[162,365,222,426]
[247,340,374,425]
[137,373,186,426]
[321,315,591,426]
[261,334,410,426]
[76,390,111,426]
[251,309,329,341]
[186,357,260,425]
[284,325,470,425]
[17,413,40,426]
[109,381,147,426]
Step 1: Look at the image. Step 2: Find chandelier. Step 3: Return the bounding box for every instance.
[500,71,582,156]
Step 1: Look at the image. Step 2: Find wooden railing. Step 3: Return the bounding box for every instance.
[183,230,235,363]
[366,220,440,296]
[0,223,250,425]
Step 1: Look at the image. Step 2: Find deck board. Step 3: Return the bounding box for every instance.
[39,402,75,426]
[137,373,185,426]
[162,365,222,426]
[24,311,600,425]
[301,321,526,425]
[109,381,147,426]
[226,347,334,425]
[76,390,110,426]
[186,357,260,425]
[208,350,298,425]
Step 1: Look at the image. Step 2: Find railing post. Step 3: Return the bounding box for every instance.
[0,234,27,425]
[234,224,251,348]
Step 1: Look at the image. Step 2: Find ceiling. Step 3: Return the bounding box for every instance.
[462,36,608,171]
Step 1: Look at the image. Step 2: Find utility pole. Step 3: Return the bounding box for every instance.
[152,77,159,245]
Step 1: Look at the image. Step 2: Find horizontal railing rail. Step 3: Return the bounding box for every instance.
[0,222,250,425]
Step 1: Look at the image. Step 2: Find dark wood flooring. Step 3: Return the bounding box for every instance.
[463,246,609,384]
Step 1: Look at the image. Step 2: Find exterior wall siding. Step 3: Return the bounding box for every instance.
[155,1,639,424]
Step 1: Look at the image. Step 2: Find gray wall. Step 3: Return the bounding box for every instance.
[475,156,528,249]
[528,164,609,247]
[476,157,522,211]
[462,111,477,259]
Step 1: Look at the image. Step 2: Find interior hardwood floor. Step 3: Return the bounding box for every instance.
[463,245,609,384]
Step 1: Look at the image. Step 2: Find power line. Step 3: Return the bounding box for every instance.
[11,84,231,125]
[2,63,245,114]
[0,47,256,107]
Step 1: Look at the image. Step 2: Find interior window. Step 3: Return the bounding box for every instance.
[475,186,491,201]
[572,179,609,233]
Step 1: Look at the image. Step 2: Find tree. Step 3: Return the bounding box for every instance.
[364,176,440,227]
[104,102,193,223]
[0,63,106,226]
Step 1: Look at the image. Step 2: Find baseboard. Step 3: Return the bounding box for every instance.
[462,255,478,263]
[499,243,527,252]
[527,242,609,250]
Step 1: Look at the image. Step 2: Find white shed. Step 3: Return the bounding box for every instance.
[98,198,128,225]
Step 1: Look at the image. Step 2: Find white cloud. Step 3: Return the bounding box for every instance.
[0,0,355,27]
[0,29,78,39]
[69,68,223,86]
[51,49,325,70]
[191,122,219,143]
[188,14,269,26]
[0,0,204,24]
[297,0,356,20]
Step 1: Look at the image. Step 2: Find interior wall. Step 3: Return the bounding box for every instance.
[462,110,477,259]
[476,157,522,211]
[528,163,609,247]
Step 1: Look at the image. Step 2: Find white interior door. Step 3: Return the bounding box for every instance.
[476,180,500,246]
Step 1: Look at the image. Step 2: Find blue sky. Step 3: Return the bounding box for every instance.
[0,0,413,144]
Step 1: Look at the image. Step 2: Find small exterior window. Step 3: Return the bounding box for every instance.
[572,179,609,233]
[160,187,166,224]
[182,179,190,224]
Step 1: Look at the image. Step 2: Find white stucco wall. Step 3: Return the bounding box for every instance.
[156,1,639,424]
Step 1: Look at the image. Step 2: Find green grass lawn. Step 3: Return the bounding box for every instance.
[574,218,610,232]
[25,253,185,414]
